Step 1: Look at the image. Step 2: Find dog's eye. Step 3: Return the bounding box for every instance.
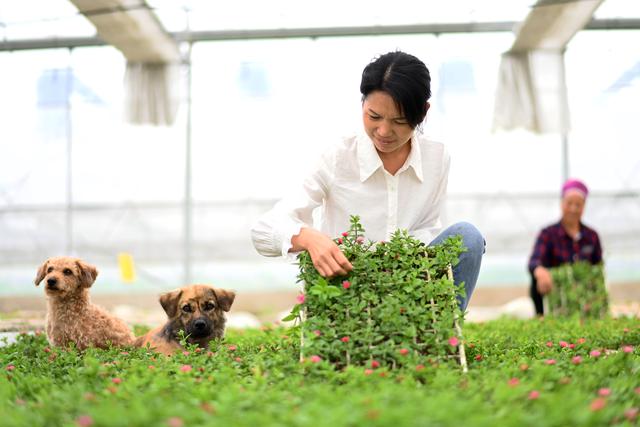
[182,304,192,313]
[203,302,215,311]
[63,269,73,276]
[47,267,54,273]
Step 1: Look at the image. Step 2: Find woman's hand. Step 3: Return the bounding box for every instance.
[290,228,353,277]
[534,266,553,295]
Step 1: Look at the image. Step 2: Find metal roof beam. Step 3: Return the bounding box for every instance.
[1,19,639,52]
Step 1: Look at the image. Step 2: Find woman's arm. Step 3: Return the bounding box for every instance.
[251,147,351,276]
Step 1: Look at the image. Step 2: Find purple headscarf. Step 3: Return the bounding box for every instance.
[562,179,589,199]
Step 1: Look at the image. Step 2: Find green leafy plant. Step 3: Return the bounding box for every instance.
[1,317,639,426]
[546,262,609,319]
[287,215,468,370]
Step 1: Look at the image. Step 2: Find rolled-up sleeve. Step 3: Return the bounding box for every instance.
[251,150,333,257]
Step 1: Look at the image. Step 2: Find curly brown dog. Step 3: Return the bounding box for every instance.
[34,256,135,350]
[135,284,235,355]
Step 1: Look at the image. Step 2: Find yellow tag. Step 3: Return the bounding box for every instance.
[118,253,136,283]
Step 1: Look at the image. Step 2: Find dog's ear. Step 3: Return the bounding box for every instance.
[213,288,236,312]
[159,289,183,318]
[34,259,49,286]
[76,260,98,288]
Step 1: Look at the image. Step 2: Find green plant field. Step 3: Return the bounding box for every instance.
[1,317,639,427]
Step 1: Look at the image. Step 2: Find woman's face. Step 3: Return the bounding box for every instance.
[362,91,416,156]
[561,192,586,224]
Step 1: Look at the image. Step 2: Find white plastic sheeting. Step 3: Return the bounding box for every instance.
[124,62,179,126]
[69,0,180,126]
[493,50,569,134]
[493,0,604,134]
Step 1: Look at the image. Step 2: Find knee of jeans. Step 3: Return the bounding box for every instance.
[455,221,485,255]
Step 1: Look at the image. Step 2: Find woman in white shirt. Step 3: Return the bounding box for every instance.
[251,51,484,310]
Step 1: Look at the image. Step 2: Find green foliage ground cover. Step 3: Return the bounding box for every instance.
[1,317,639,427]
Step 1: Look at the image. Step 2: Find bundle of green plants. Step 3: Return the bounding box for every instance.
[545,261,609,319]
[285,216,467,370]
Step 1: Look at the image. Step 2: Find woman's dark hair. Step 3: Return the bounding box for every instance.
[360,51,431,129]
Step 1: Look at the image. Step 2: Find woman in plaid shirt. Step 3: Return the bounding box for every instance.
[527,179,603,315]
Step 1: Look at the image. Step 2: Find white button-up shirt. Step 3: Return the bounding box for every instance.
[251,133,450,258]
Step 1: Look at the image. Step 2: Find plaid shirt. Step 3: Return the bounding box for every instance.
[528,221,602,273]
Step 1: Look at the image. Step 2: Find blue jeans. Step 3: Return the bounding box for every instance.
[428,222,485,311]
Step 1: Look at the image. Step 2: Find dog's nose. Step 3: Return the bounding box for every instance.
[194,319,207,330]
[46,278,57,287]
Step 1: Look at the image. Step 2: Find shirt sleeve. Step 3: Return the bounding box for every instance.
[591,230,603,264]
[411,146,450,245]
[250,149,334,258]
[528,229,549,273]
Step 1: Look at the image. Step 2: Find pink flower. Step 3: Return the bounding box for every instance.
[590,397,607,412]
[111,378,122,384]
[474,354,482,361]
[448,336,459,347]
[508,377,520,387]
[519,364,529,371]
[6,364,15,371]
[148,365,156,370]
[356,236,365,244]
[234,357,242,362]
[577,338,586,344]
[364,369,373,375]
[598,388,611,397]
[342,232,349,237]
[296,294,305,304]
[590,350,601,358]
[623,328,630,333]
[76,415,94,427]
[559,341,568,348]
[120,351,129,356]
[342,280,351,289]
[546,341,553,348]
[370,360,380,369]
[545,359,556,365]
[622,345,633,353]
[309,355,322,363]
[167,417,184,427]
[182,351,190,356]
[337,238,343,244]
[228,345,237,351]
[624,408,639,422]
[415,364,425,371]
[571,356,582,365]
[313,330,321,336]
[180,365,192,372]
[399,348,409,356]
[341,336,350,343]
[635,387,640,395]
[528,390,540,400]
[569,343,576,349]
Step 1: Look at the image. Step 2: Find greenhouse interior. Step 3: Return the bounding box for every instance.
[1,0,639,324]
[2,1,640,427]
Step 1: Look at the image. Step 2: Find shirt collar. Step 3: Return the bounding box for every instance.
[356,134,424,183]
[558,221,584,241]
